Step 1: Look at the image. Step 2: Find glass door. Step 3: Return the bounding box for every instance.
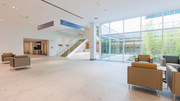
[110,34,123,61]
[101,35,110,60]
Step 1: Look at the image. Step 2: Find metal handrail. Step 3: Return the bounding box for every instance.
[58,35,86,56]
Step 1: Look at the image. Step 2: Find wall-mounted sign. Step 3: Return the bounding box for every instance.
[60,19,84,30]
[38,21,54,30]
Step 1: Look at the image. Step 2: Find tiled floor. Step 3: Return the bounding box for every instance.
[0,55,179,101]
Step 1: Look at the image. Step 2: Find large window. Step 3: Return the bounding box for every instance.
[142,31,162,63]
[124,17,140,32]
[163,29,180,56]
[164,9,180,28]
[124,32,140,61]
[102,23,110,35]
[110,21,123,34]
[142,13,162,31]
[101,34,123,61]
[101,9,180,62]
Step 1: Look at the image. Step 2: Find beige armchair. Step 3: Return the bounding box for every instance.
[160,55,180,69]
[10,55,31,70]
[166,65,180,101]
[128,62,163,96]
[135,55,153,63]
[1,53,15,62]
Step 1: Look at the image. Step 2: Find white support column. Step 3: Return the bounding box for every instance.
[90,22,97,60]
[123,20,125,61]
[99,24,102,60]
[161,12,164,58]
[140,17,143,54]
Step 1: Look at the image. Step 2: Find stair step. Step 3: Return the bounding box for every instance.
[60,39,86,57]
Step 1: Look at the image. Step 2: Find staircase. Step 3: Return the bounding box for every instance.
[57,29,88,57]
[60,39,86,57]
[57,26,99,57]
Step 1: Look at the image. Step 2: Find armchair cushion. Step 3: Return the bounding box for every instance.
[138,61,149,63]
[14,55,28,58]
[163,55,179,64]
[138,55,150,62]
[131,62,157,69]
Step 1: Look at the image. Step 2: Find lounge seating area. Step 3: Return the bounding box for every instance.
[2,0,180,100]
[1,53,31,71]
[2,52,180,100]
[127,55,180,101]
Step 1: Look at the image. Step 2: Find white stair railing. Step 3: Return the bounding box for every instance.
[57,34,86,56]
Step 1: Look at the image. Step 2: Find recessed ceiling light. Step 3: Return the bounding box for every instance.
[12,6,20,10]
[0,19,3,21]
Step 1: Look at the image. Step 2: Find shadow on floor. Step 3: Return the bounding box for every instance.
[13,67,31,71]
[131,85,158,96]
[1,62,10,64]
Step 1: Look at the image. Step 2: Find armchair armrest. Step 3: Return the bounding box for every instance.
[1,55,4,62]
[160,58,166,66]
[10,57,14,67]
[150,58,153,63]
[135,57,138,62]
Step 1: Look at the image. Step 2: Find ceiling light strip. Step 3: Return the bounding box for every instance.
[41,0,84,19]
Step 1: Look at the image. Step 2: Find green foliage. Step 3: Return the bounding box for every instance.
[101,20,180,62]
[128,55,137,61]
[142,20,180,62]
[163,29,180,56]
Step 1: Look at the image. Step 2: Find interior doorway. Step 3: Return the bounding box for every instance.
[23,38,49,56]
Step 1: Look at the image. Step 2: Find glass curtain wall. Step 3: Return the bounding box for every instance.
[110,34,123,61]
[101,9,180,62]
[124,17,140,61]
[124,32,141,61]
[101,35,110,60]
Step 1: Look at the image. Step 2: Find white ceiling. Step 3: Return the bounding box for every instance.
[0,0,180,31]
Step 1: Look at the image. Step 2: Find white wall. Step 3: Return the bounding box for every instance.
[0,24,58,60]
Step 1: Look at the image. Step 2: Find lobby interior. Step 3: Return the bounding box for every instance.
[1,0,180,101]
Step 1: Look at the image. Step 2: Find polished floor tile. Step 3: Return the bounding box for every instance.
[0,55,179,101]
